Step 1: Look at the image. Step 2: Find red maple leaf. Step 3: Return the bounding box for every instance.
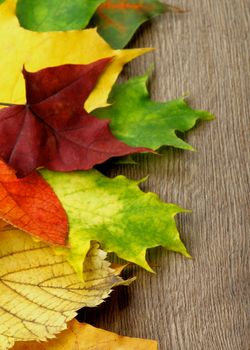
[0,58,149,177]
[0,160,68,245]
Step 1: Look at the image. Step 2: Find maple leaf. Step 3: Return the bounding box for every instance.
[0,221,129,350]
[0,62,149,177]
[0,160,67,245]
[0,0,150,113]
[16,0,106,31]
[41,169,190,276]
[12,320,158,349]
[94,73,215,150]
[92,0,184,48]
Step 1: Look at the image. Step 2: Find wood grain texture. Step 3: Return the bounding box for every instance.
[79,1,250,349]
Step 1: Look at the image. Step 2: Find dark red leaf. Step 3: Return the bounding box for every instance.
[0,59,149,177]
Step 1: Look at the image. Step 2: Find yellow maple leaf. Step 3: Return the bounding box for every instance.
[0,221,129,350]
[0,0,150,112]
[12,320,158,349]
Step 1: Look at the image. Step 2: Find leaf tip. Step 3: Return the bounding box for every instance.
[182,250,192,259]
[144,263,156,274]
[164,4,189,14]
[197,110,216,121]
[186,144,196,152]
[137,175,149,185]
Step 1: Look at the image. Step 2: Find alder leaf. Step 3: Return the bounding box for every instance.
[0,63,149,178]
[94,73,215,150]
[0,160,67,245]
[16,0,106,31]
[0,221,127,350]
[41,169,190,276]
[12,320,158,349]
[92,0,184,49]
[0,0,150,112]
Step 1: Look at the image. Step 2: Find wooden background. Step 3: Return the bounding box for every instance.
[80,1,250,349]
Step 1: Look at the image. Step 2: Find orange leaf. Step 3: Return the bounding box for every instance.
[13,320,158,349]
[0,160,68,245]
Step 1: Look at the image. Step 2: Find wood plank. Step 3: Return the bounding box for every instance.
[79,1,250,349]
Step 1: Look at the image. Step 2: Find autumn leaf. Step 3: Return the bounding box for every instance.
[0,63,150,178]
[0,160,67,245]
[94,73,215,150]
[12,320,158,349]
[0,221,129,350]
[0,0,150,113]
[92,0,184,48]
[16,0,106,31]
[41,169,190,276]
[15,0,182,48]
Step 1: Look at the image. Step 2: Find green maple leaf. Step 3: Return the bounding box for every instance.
[92,0,183,48]
[41,169,190,276]
[94,73,215,150]
[16,0,105,31]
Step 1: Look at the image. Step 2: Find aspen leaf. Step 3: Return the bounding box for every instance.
[0,221,127,350]
[12,320,158,349]
[41,169,190,276]
[0,63,148,177]
[0,160,67,245]
[94,73,215,150]
[0,0,150,112]
[93,0,184,48]
[16,0,106,31]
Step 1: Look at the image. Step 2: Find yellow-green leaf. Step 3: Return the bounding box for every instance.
[0,0,150,112]
[41,169,190,277]
[0,221,126,350]
[13,320,158,349]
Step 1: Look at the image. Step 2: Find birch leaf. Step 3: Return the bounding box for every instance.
[94,73,215,150]
[0,0,150,112]
[12,320,158,349]
[0,221,126,350]
[41,169,190,276]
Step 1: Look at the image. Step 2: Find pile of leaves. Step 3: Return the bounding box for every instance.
[0,1,214,349]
